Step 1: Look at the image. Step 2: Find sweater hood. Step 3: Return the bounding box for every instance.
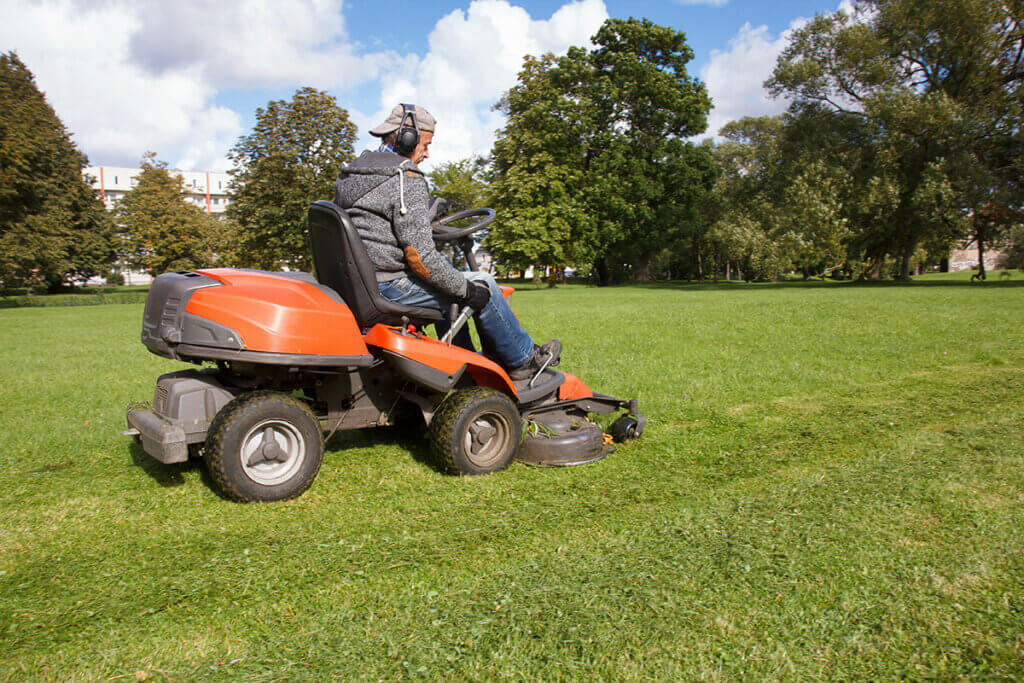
[335,150,425,218]
[339,150,424,177]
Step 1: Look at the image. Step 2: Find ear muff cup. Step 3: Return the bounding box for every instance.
[394,126,419,156]
[393,104,420,156]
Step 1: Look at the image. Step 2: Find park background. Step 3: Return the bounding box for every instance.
[2,0,1024,678]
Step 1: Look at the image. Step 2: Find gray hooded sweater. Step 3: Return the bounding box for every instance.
[333,151,468,299]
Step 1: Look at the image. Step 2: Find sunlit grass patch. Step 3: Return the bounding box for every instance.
[0,280,1022,678]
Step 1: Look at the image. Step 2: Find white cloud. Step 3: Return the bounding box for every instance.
[127,0,399,90]
[359,0,609,168]
[700,21,803,138]
[0,0,605,171]
[700,1,859,138]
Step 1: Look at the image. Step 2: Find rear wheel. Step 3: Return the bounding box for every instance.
[430,387,521,475]
[204,391,323,502]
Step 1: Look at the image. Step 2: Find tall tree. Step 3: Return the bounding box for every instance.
[227,88,357,270]
[0,52,114,291]
[488,18,714,284]
[428,157,489,212]
[768,0,1024,279]
[116,153,220,275]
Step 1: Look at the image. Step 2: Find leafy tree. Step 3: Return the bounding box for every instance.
[429,157,489,212]
[768,0,1024,279]
[117,153,220,275]
[0,52,114,291]
[227,87,357,270]
[488,18,714,284]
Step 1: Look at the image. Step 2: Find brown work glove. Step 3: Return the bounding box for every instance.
[462,281,491,312]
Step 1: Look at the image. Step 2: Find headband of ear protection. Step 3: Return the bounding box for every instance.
[394,103,420,157]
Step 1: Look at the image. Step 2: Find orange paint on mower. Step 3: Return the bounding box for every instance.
[188,269,368,357]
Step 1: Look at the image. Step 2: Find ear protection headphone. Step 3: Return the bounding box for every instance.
[394,103,420,157]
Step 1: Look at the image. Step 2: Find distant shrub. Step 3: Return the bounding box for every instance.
[0,290,149,309]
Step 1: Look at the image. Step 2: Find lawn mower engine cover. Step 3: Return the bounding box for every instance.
[140,271,237,361]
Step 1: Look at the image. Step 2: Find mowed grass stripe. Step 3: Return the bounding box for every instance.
[0,279,1022,678]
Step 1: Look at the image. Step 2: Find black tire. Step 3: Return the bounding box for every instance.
[610,415,640,443]
[204,391,324,502]
[429,387,521,475]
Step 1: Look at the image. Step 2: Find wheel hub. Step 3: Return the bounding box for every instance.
[240,420,306,486]
[463,413,510,468]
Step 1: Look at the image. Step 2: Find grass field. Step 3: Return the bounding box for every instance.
[1,277,1023,679]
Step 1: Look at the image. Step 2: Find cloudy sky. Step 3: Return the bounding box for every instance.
[1,0,842,172]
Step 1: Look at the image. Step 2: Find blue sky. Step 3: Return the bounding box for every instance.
[0,0,843,171]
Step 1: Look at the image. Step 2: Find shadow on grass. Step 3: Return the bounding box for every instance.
[326,424,443,475]
[128,440,203,488]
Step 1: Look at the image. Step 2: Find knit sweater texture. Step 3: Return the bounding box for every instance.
[333,151,468,299]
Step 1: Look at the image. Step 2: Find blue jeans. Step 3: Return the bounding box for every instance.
[378,272,534,369]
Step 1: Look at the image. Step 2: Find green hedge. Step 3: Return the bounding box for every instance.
[0,290,150,309]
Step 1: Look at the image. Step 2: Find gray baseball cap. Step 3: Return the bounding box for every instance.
[369,104,436,137]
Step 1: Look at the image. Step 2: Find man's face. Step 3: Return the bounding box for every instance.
[411,131,433,164]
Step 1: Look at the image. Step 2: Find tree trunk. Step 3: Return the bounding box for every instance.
[976,231,987,280]
[898,243,914,281]
[712,251,719,284]
[594,256,611,287]
[634,253,651,281]
[868,258,883,281]
[725,260,731,281]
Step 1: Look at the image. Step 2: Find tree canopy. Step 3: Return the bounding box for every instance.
[116,153,221,275]
[0,52,114,291]
[226,87,357,270]
[487,18,716,284]
[767,0,1024,279]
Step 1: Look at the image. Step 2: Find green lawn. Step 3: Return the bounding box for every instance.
[1,278,1023,679]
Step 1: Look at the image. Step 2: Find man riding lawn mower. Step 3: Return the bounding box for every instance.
[124,104,645,502]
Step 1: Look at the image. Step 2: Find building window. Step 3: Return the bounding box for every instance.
[114,176,118,184]
[218,181,222,189]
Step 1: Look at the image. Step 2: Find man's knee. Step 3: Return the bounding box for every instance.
[466,271,498,291]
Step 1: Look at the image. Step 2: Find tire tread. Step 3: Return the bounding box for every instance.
[204,390,323,502]
[429,387,519,475]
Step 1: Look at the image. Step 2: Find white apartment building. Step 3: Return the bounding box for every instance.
[83,165,233,214]
[81,165,233,285]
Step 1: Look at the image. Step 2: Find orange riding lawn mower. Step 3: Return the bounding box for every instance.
[124,202,645,501]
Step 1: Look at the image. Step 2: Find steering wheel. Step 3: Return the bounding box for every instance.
[431,208,495,242]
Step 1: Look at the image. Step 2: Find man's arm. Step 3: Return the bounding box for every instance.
[391,174,468,299]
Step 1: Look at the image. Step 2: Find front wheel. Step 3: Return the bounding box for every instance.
[430,387,521,475]
[204,391,323,502]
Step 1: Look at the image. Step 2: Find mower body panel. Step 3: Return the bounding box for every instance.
[128,369,238,463]
[364,324,518,395]
[189,269,370,358]
[142,269,374,367]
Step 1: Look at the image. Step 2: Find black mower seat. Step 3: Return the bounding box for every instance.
[308,200,443,329]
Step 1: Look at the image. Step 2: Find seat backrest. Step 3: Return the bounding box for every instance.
[308,200,440,328]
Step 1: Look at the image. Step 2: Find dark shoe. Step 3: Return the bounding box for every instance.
[508,340,562,381]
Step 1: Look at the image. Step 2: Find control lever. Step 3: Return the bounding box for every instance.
[528,349,556,387]
[441,304,473,346]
